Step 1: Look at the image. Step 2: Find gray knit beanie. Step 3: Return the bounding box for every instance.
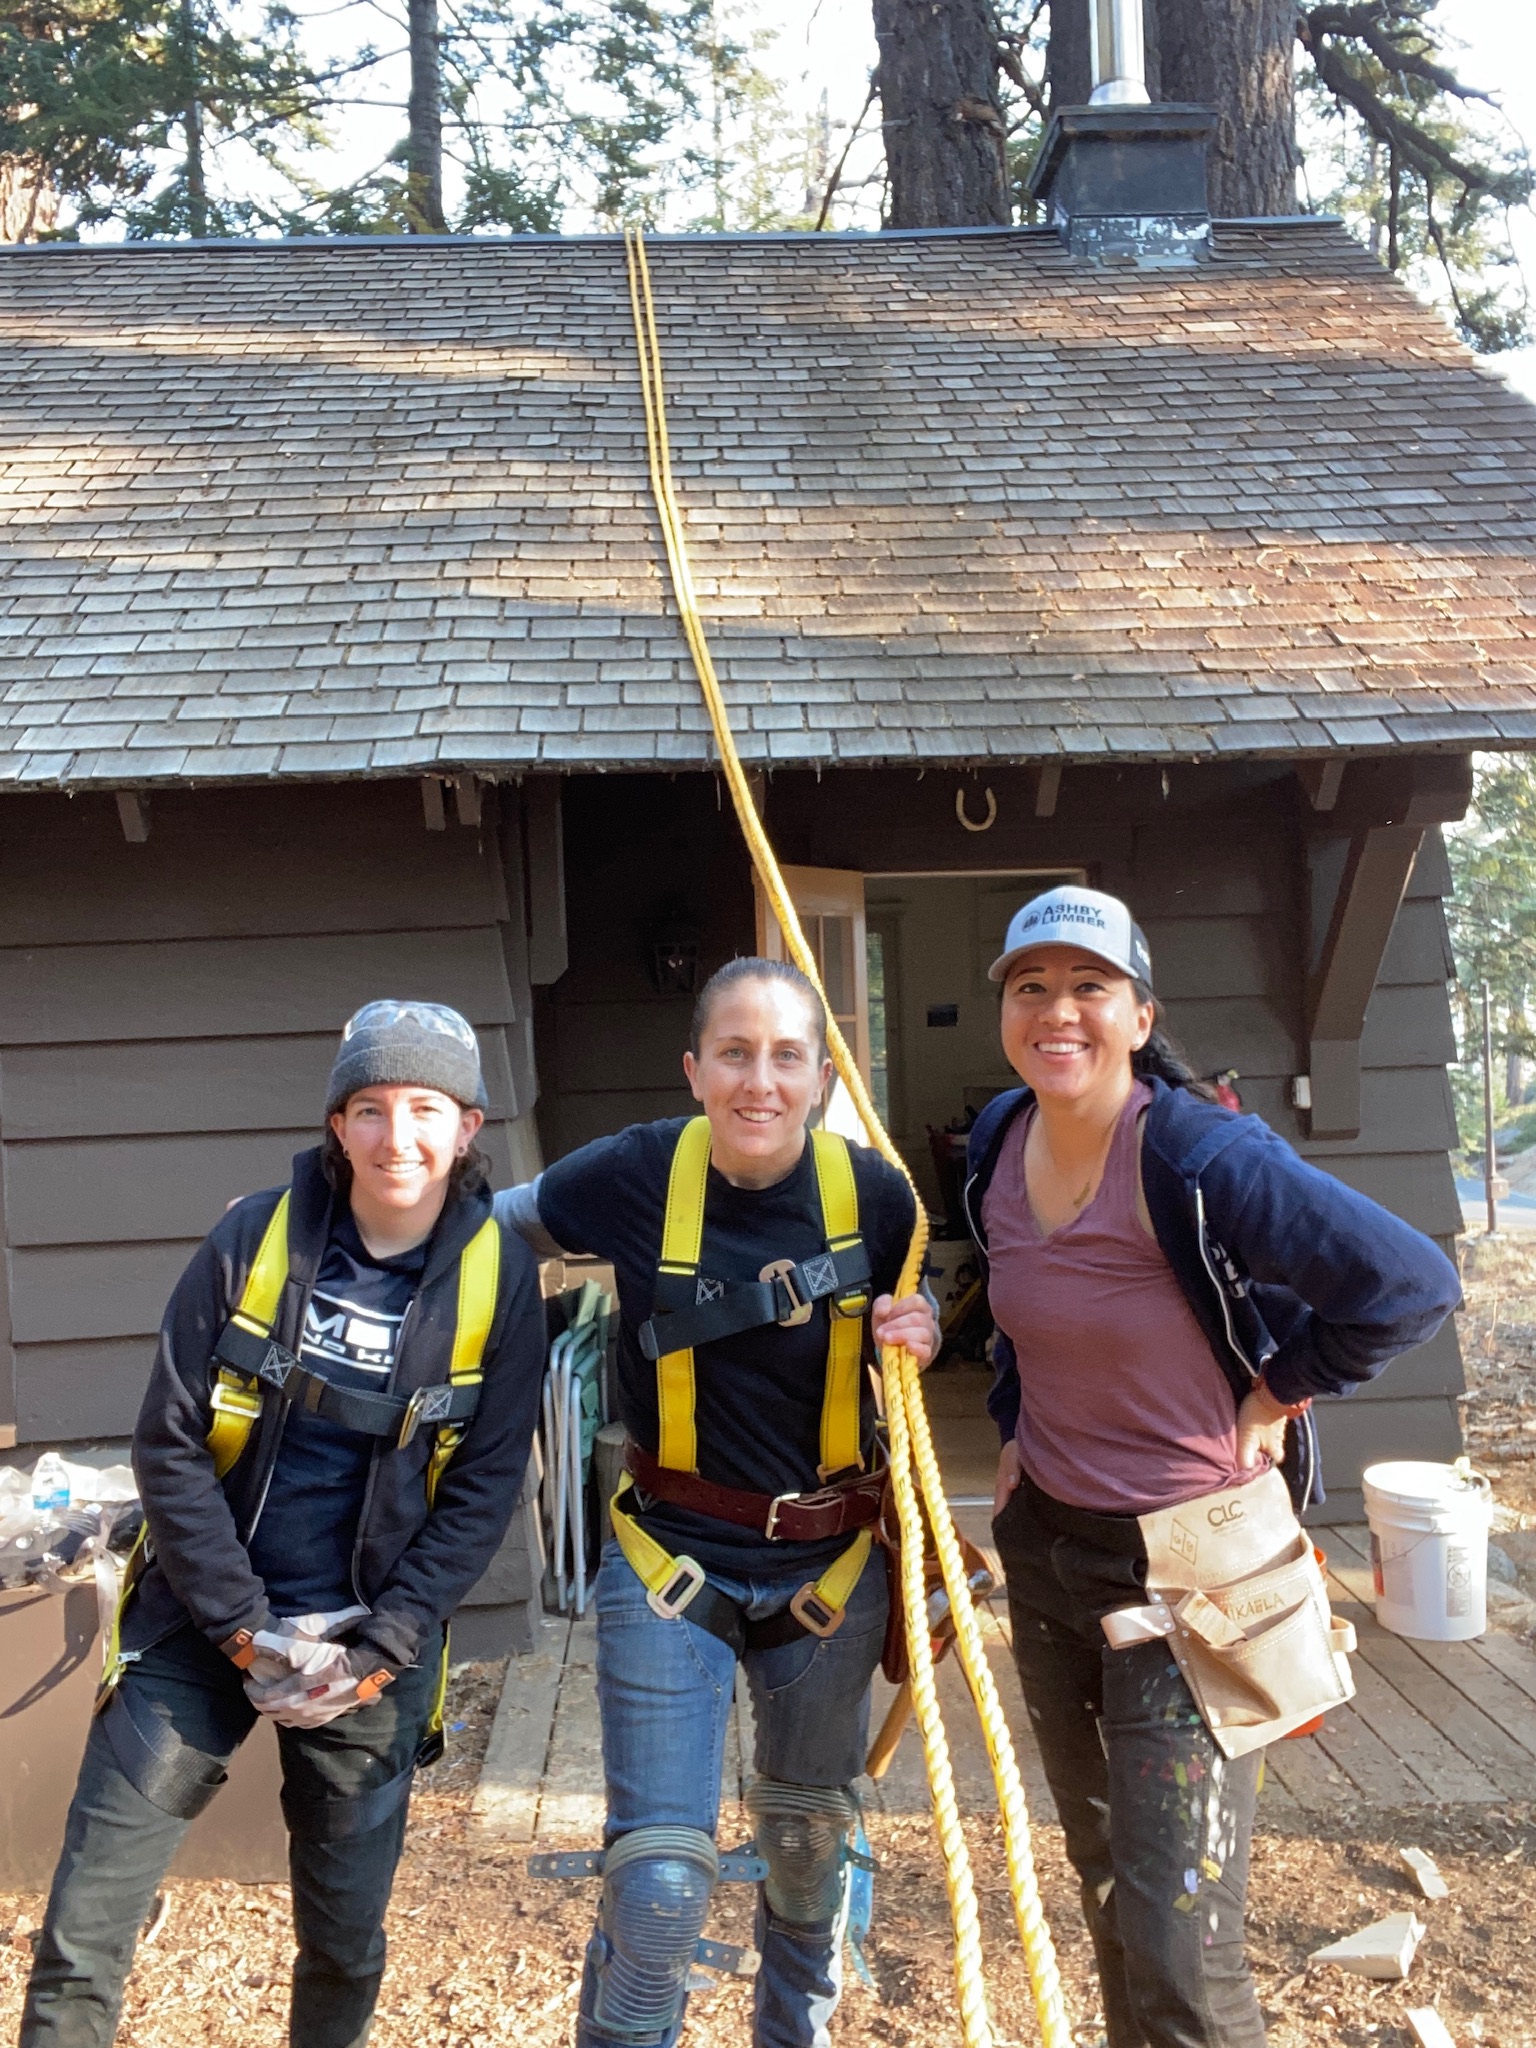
[326,1000,488,1115]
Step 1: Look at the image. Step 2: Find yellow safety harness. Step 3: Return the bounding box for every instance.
[609,1116,876,1638]
[100,1194,502,1729]
[623,225,1071,2048]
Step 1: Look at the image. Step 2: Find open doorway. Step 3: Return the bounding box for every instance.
[866,869,1081,1501]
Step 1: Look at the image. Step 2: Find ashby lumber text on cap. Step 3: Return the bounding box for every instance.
[987,886,1154,990]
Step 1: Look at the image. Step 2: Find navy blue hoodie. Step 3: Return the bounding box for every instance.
[964,1078,1462,1509]
[127,1147,545,1673]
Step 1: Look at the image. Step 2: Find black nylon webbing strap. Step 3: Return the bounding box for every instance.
[281,1757,417,1844]
[212,1322,480,1440]
[639,1244,871,1361]
[670,1579,824,1659]
[102,1688,232,1821]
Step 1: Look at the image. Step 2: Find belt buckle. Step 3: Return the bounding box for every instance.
[789,1584,846,1639]
[763,1491,801,1541]
[397,1387,428,1450]
[647,1555,706,1620]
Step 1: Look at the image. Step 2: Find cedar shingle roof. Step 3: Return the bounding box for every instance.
[2,221,1534,787]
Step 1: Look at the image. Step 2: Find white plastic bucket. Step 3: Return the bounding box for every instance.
[1362,1460,1492,1642]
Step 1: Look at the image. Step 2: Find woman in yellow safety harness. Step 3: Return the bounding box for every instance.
[20,1001,547,2048]
[966,886,1460,2048]
[498,955,936,2048]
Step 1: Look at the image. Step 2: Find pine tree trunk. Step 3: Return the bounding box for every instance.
[0,160,59,243]
[179,0,207,238]
[874,0,1009,228]
[1155,0,1296,215]
[406,0,447,234]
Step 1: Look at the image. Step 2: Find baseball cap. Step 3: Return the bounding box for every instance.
[987,885,1154,990]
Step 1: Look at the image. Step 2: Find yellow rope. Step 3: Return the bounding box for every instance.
[622,224,1072,2048]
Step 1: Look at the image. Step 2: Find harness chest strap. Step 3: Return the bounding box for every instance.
[648,1118,868,1480]
[207,1202,500,1481]
[100,1196,502,1709]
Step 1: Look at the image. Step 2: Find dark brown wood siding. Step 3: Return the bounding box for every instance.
[0,781,537,1443]
[545,763,1464,1516]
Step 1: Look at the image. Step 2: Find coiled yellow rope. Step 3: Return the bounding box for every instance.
[622,225,1072,2048]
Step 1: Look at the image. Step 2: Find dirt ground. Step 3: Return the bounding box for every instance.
[2,1248,1533,2048]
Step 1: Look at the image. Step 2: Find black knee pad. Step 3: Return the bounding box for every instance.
[744,1778,859,1926]
[589,1825,718,2040]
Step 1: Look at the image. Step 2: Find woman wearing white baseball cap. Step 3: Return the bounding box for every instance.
[963,883,1460,2048]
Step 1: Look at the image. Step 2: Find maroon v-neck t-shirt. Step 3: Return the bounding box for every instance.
[983,1081,1254,1515]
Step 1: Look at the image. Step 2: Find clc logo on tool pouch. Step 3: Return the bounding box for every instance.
[1207,1500,1247,1529]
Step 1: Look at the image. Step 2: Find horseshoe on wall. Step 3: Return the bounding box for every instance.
[955,785,998,833]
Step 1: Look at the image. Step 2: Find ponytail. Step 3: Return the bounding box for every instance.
[1130,994,1216,1099]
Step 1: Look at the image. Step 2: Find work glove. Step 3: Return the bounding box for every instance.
[247,1642,399,1729]
[241,1606,380,1725]
[240,1605,370,1685]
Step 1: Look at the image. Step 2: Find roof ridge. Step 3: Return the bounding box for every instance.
[0,217,1345,257]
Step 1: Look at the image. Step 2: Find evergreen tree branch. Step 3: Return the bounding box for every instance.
[1302,4,1492,105]
[1301,21,1530,207]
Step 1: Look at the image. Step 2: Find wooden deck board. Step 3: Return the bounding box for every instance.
[1321,1526,1536,1797]
[1311,1663,1440,1806]
[1470,1629,1536,1707]
[1261,1732,1344,1813]
[1355,1626,1536,1799]
[537,1610,604,1838]
[470,1612,570,1842]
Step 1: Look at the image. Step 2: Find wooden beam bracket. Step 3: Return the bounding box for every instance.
[115,791,150,844]
[524,778,567,987]
[453,773,484,829]
[1304,822,1424,1140]
[1296,758,1346,812]
[1034,761,1062,819]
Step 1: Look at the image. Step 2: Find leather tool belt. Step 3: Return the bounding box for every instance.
[623,1438,887,1543]
[638,1244,871,1360]
[1100,1467,1356,1759]
[212,1321,480,1449]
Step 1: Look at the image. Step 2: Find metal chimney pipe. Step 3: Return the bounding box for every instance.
[1089,0,1150,106]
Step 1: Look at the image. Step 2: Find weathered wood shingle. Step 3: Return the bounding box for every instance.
[2,222,1534,785]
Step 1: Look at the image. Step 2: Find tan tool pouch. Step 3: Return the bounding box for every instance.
[1100,1468,1356,1759]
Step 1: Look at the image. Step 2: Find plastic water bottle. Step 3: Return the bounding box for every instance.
[30,1452,70,1516]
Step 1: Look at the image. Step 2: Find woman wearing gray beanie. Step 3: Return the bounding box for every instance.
[21,998,545,2048]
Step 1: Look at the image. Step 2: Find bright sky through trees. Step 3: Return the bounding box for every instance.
[6,0,1532,386]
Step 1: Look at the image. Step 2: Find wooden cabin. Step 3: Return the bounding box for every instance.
[3,175,1536,1651]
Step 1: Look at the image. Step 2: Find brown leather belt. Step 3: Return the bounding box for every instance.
[623,1439,887,1542]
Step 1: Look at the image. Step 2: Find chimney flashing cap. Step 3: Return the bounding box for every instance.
[1026,103,1218,206]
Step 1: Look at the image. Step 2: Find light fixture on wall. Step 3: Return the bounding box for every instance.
[646,900,702,996]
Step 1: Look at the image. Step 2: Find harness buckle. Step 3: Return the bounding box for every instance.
[758,1258,812,1328]
[647,1555,706,1620]
[397,1386,429,1450]
[789,1583,847,1639]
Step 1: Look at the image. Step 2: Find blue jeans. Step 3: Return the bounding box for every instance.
[582,1537,888,2048]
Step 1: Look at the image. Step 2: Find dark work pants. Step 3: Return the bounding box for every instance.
[993,1479,1266,2048]
[22,1625,440,2048]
